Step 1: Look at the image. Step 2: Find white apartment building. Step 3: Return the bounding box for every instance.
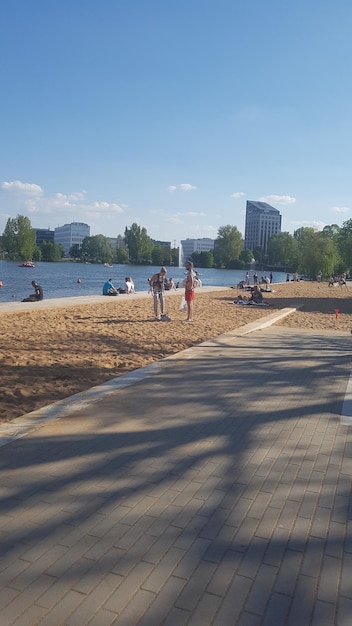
[180,238,215,266]
[54,222,90,257]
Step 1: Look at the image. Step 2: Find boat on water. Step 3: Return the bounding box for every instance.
[104,263,113,268]
[18,261,36,268]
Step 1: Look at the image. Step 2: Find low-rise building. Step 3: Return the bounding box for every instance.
[54,222,90,257]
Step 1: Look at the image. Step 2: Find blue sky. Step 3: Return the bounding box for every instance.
[1,0,352,245]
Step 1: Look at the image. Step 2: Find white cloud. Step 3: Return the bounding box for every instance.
[1,180,43,194]
[92,202,124,213]
[290,220,326,231]
[180,183,197,191]
[332,206,350,213]
[167,183,197,192]
[186,211,206,217]
[166,216,183,224]
[25,199,41,214]
[259,194,296,205]
[52,194,78,208]
[230,192,245,198]
[193,224,218,236]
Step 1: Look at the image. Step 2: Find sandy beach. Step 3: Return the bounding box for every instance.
[0,281,350,422]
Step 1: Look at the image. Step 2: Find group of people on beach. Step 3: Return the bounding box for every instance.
[328,272,347,287]
[21,261,199,321]
[102,277,135,295]
[100,261,198,322]
[149,261,197,322]
[235,285,269,306]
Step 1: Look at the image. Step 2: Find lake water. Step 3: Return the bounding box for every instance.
[0,261,288,303]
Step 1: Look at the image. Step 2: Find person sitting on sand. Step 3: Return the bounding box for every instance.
[22,280,43,302]
[339,273,347,287]
[125,277,135,294]
[164,277,176,291]
[250,285,263,304]
[103,278,118,296]
[236,294,248,304]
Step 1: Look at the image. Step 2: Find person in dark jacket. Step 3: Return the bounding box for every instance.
[22,281,43,302]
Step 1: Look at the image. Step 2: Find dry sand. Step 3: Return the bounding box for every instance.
[0,281,350,422]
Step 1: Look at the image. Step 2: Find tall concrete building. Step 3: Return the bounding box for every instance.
[244,201,281,253]
[180,238,215,266]
[54,222,90,257]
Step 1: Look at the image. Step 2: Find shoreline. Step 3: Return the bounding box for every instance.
[0,285,225,314]
[1,282,350,422]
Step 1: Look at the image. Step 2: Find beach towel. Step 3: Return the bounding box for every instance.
[231,301,269,307]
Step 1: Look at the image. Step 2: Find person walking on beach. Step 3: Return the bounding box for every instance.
[183,260,196,322]
[150,266,167,320]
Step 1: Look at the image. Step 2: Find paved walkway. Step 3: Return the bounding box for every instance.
[0,321,351,625]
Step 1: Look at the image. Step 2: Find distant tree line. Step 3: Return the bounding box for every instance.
[0,215,64,262]
[1,215,352,278]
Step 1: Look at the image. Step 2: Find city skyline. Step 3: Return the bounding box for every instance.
[1,2,352,244]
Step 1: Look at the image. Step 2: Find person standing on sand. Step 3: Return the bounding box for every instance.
[150,266,167,320]
[183,261,196,322]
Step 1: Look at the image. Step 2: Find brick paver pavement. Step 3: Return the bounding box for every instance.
[0,326,351,625]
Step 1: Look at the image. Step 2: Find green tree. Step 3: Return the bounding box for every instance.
[40,241,64,262]
[294,227,338,277]
[253,246,263,264]
[2,215,35,260]
[191,251,214,268]
[161,247,172,266]
[213,225,243,268]
[69,244,82,260]
[239,248,253,265]
[80,235,114,264]
[338,219,352,269]
[33,246,42,262]
[170,247,179,267]
[124,223,153,264]
[17,215,36,260]
[322,224,341,241]
[115,248,129,264]
[267,232,299,267]
[151,244,165,266]
[2,218,18,259]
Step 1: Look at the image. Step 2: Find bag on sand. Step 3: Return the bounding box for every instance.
[179,296,187,311]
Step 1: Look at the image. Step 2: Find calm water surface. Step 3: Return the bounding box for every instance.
[0,261,288,303]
